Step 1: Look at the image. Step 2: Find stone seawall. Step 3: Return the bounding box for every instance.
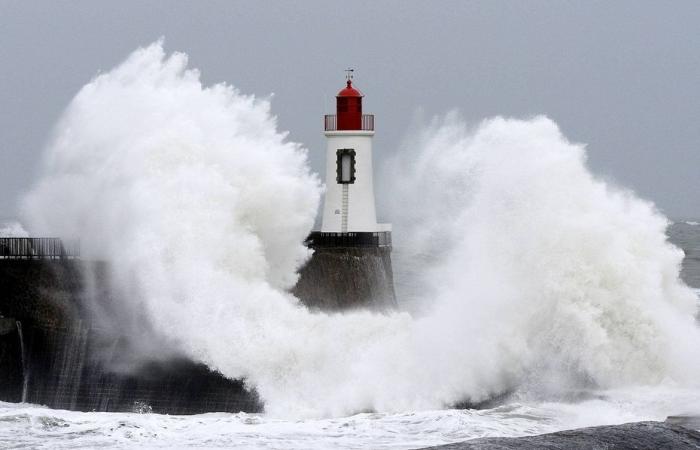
[0,260,260,414]
[16,323,260,414]
[0,318,23,403]
[0,244,397,413]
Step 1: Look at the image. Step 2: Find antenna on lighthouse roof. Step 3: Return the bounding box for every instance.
[345,68,354,83]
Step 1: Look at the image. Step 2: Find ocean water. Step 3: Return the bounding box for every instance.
[670,221,700,289]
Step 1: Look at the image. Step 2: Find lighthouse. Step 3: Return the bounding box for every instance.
[294,71,396,311]
[317,71,391,243]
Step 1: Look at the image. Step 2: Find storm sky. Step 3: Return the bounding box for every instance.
[1,1,699,219]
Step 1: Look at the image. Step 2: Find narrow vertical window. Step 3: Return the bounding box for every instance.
[341,153,352,181]
[336,149,356,184]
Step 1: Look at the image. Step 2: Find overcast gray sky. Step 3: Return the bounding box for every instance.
[1,1,699,219]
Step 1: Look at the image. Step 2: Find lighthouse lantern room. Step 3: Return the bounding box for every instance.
[317,71,391,245]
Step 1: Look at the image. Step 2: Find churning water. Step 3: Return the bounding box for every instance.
[2,386,700,449]
[5,41,700,447]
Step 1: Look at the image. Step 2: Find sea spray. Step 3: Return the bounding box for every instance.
[383,113,700,393]
[21,41,700,417]
[0,221,29,237]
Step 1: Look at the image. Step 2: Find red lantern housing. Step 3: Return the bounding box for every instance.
[336,80,363,130]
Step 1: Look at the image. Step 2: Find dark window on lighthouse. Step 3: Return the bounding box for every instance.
[336,149,356,184]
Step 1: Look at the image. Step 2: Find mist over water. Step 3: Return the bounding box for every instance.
[20,42,700,418]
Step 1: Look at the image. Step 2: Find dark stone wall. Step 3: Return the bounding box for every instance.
[19,323,258,414]
[0,260,83,328]
[0,318,22,402]
[0,260,261,414]
[292,246,397,311]
[0,244,397,414]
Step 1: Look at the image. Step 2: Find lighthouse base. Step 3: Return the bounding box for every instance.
[292,232,397,311]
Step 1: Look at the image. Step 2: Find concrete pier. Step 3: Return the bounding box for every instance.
[0,260,261,414]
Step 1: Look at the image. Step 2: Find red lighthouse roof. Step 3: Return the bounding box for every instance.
[337,80,363,98]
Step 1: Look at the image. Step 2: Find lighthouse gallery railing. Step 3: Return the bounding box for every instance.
[324,114,374,131]
[305,231,391,248]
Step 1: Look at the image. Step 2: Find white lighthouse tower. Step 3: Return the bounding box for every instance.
[294,71,395,310]
[318,71,391,243]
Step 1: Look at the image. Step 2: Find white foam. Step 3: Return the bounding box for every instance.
[0,221,29,237]
[2,387,700,448]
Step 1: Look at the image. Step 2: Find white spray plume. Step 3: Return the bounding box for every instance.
[21,42,700,418]
[383,113,700,394]
[0,221,29,237]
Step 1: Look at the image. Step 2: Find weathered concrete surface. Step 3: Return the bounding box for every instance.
[421,421,700,449]
[293,246,397,311]
[0,260,261,414]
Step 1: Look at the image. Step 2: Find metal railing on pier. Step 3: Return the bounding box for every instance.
[305,231,391,248]
[0,238,80,259]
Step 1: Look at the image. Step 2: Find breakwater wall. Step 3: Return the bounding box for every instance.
[0,259,260,414]
[0,243,397,413]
